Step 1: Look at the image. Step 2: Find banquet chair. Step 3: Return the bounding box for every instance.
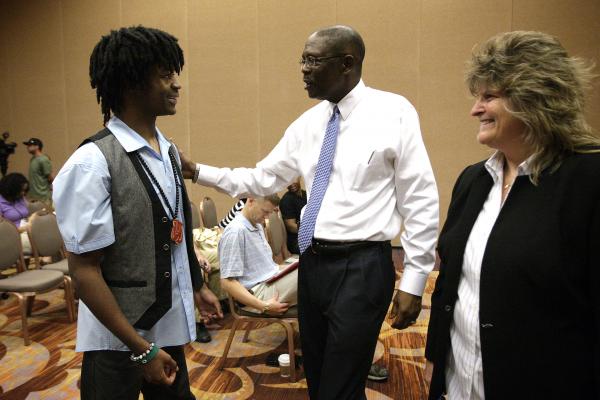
[200,196,218,228]
[190,200,203,229]
[265,211,291,264]
[28,210,69,275]
[218,293,299,382]
[28,210,76,315]
[0,217,75,345]
[27,199,47,215]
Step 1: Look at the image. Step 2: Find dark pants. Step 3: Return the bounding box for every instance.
[81,345,195,400]
[298,241,395,400]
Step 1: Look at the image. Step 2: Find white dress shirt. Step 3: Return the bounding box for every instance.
[445,151,532,399]
[196,80,439,296]
[53,116,197,351]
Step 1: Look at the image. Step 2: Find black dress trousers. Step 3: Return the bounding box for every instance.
[298,241,396,400]
[81,345,195,400]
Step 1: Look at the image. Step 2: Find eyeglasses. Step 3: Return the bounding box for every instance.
[299,55,345,68]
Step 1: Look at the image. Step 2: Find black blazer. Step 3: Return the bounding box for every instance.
[426,152,600,399]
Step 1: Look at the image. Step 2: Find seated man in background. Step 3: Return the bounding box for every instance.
[278,178,306,254]
[218,193,389,381]
[219,194,296,315]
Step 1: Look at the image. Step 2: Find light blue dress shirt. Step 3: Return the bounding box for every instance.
[53,116,197,351]
[219,213,279,289]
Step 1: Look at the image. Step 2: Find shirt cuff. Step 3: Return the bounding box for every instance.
[192,163,201,184]
[64,234,115,255]
[398,267,429,296]
[195,164,222,186]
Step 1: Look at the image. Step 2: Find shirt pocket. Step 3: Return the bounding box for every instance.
[351,149,388,191]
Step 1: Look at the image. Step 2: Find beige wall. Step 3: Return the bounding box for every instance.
[1,0,599,227]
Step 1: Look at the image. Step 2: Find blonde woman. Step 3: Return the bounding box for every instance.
[426,31,600,399]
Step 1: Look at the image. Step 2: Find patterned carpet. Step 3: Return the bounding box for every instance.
[0,272,436,400]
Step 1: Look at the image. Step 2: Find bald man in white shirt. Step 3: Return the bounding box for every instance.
[181,25,439,400]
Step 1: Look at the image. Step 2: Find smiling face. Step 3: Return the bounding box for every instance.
[136,66,181,117]
[470,89,527,152]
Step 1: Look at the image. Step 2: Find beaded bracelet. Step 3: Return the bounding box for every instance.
[141,345,159,364]
[130,342,158,364]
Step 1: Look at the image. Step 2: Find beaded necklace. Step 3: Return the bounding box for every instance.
[135,150,183,244]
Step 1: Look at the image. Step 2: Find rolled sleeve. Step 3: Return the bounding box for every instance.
[53,144,115,254]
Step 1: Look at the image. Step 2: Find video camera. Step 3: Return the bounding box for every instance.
[1,132,17,156]
[4,142,17,154]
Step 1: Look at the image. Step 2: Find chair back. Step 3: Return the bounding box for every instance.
[28,210,65,258]
[200,196,218,228]
[190,200,203,229]
[266,211,289,263]
[27,200,47,215]
[0,218,25,271]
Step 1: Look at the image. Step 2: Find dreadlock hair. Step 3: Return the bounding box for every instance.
[466,31,599,184]
[89,26,184,125]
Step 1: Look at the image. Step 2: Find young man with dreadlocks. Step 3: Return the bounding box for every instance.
[53,26,222,399]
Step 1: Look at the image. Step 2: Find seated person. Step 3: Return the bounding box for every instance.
[278,178,306,254]
[193,226,226,300]
[219,194,388,381]
[219,194,296,315]
[0,173,32,253]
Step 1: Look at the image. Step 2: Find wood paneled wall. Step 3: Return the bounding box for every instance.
[1,0,599,226]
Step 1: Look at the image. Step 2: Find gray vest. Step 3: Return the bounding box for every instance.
[81,129,203,329]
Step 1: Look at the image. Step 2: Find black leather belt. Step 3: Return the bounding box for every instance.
[311,239,389,254]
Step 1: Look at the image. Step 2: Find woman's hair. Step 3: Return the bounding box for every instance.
[466,30,599,183]
[0,173,28,202]
[89,26,184,125]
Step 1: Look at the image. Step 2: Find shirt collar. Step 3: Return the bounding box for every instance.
[484,150,534,183]
[106,116,170,157]
[332,79,366,120]
[237,213,259,232]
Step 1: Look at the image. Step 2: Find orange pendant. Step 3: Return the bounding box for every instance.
[171,219,183,244]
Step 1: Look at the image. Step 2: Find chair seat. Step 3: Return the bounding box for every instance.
[41,258,69,274]
[239,305,298,318]
[0,269,64,292]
